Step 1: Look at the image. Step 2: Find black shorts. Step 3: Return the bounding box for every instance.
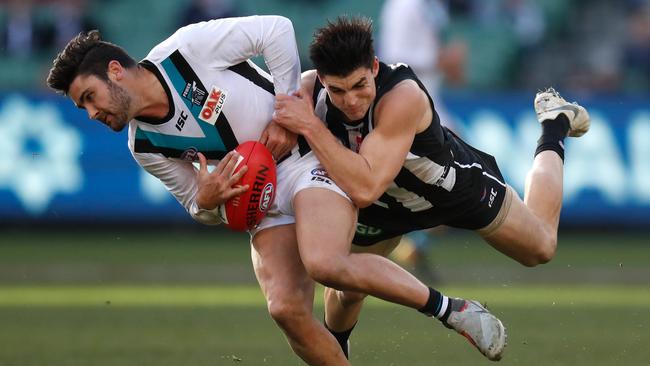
[353,139,508,246]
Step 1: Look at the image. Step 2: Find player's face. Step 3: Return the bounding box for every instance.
[69,74,132,132]
[320,59,379,122]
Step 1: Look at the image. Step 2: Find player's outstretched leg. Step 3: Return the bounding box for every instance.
[482,88,591,267]
[441,298,507,361]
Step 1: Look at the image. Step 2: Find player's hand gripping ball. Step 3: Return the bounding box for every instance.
[220,141,277,231]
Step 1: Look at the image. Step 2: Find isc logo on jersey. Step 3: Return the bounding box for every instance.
[199,86,227,125]
[310,168,332,185]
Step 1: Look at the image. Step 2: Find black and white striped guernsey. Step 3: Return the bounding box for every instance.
[311,62,508,245]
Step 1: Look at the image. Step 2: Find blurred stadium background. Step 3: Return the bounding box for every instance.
[0,0,648,365]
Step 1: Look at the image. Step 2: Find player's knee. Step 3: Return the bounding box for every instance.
[524,234,557,266]
[267,297,310,330]
[538,234,557,264]
[303,256,349,289]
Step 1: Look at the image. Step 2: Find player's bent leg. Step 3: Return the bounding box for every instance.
[324,237,402,330]
[323,237,402,358]
[323,287,366,358]
[523,150,564,232]
[325,288,368,326]
[481,89,591,267]
[294,187,429,308]
[251,224,350,365]
[526,88,589,230]
[295,188,507,361]
[324,288,367,333]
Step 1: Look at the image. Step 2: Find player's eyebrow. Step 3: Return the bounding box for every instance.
[75,90,89,109]
[330,77,366,92]
[352,77,367,87]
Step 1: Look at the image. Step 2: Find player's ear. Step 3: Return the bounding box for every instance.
[107,60,124,81]
[371,57,379,77]
[316,72,332,91]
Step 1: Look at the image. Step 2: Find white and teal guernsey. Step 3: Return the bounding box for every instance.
[127,16,301,225]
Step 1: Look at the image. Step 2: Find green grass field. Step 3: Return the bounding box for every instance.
[0,229,648,365]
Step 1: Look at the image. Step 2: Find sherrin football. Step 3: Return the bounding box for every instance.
[220,141,277,231]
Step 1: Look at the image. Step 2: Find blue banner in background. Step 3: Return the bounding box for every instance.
[0,93,190,224]
[0,92,649,227]
[446,92,650,226]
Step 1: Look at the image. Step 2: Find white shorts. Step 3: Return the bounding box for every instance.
[250,150,349,236]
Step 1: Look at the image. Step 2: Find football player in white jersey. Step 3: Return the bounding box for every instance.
[47,15,505,364]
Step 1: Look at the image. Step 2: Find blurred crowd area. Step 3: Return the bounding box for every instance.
[0,0,648,94]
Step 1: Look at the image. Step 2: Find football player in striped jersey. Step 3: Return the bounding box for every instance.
[273,16,589,360]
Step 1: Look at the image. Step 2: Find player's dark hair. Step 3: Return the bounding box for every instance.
[310,16,375,77]
[47,30,136,95]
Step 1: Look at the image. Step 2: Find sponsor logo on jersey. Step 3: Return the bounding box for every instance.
[260,183,274,212]
[488,187,498,208]
[355,223,383,236]
[175,110,189,132]
[311,168,330,178]
[433,165,451,187]
[182,81,206,106]
[311,176,332,185]
[199,86,228,125]
[310,168,332,185]
[180,147,199,161]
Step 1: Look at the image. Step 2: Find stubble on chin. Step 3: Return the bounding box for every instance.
[107,80,132,132]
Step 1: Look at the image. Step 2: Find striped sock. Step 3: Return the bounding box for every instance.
[418,287,449,319]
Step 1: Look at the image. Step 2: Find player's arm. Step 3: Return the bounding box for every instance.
[178,15,301,95]
[271,69,317,120]
[271,69,317,117]
[177,15,301,159]
[298,70,317,97]
[275,81,426,208]
[132,151,248,225]
[313,82,423,207]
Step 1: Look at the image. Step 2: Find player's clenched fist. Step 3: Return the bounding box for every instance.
[195,151,249,210]
[260,120,297,161]
[273,90,317,135]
